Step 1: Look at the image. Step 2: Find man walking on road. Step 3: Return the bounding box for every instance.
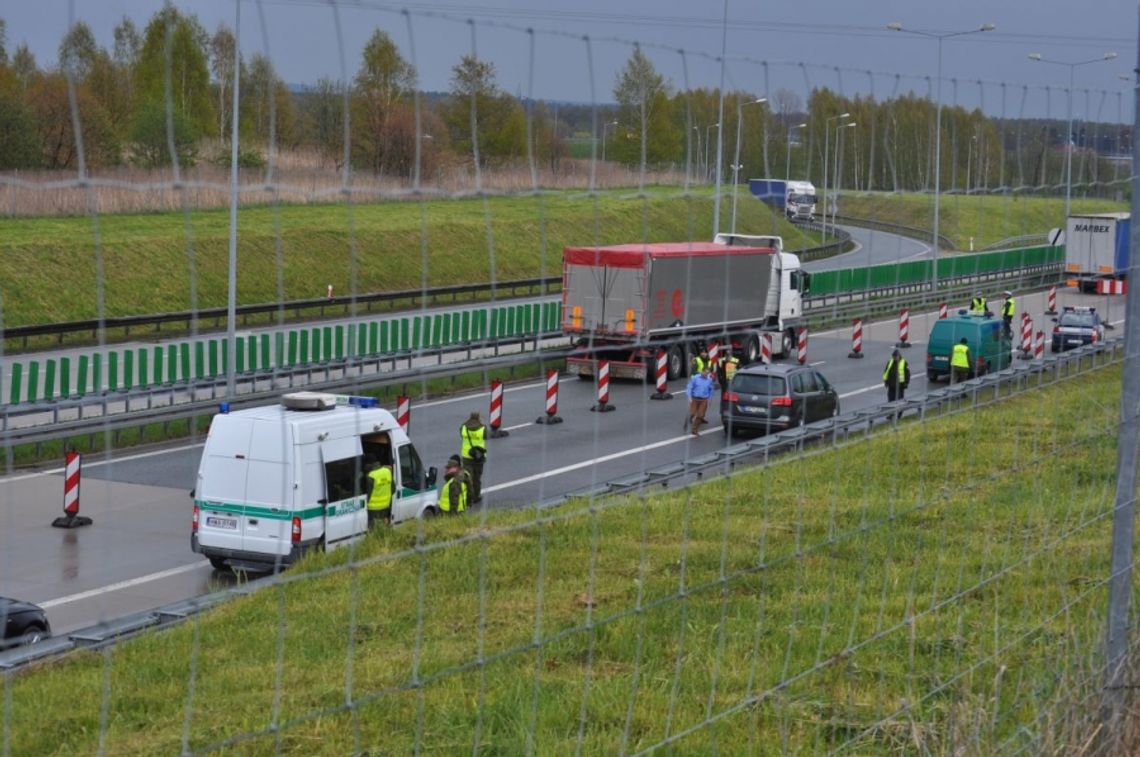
[686,365,717,436]
[460,411,487,504]
[882,348,910,402]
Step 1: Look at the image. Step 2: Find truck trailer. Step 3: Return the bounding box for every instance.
[562,241,810,381]
[1064,212,1130,292]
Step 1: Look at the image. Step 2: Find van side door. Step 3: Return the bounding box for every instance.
[392,443,437,523]
[321,437,368,547]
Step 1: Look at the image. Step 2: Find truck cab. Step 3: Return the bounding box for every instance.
[785,181,817,221]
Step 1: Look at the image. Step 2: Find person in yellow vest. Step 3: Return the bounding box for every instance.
[439,455,468,515]
[716,346,740,392]
[1001,290,1016,340]
[691,344,710,377]
[969,291,988,316]
[951,337,972,384]
[460,411,487,504]
[362,455,393,527]
[882,348,911,402]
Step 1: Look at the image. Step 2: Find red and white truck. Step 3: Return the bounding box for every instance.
[562,235,810,381]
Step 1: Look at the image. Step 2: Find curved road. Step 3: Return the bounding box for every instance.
[802,223,932,272]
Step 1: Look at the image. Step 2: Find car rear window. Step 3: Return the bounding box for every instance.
[1060,313,1096,328]
[732,374,787,395]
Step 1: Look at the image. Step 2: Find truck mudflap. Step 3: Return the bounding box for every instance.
[566,356,647,381]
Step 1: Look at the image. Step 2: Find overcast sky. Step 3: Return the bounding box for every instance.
[4,0,1137,120]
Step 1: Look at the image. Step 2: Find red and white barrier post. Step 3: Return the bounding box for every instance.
[489,378,509,437]
[797,327,808,364]
[761,333,773,365]
[591,360,615,412]
[1045,285,1057,315]
[535,369,563,424]
[707,340,720,367]
[396,395,411,431]
[895,309,911,348]
[1035,330,1045,360]
[52,450,93,528]
[1019,314,1033,359]
[848,319,864,359]
[650,349,672,400]
[939,302,948,320]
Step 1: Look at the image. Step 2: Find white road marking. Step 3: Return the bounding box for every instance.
[39,561,210,609]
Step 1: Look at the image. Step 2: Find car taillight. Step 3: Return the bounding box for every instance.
[771,396,793,407]
[723,391,740,401]
[1053,326,1060,334]
[291,516,302,544]
[1092,331,1098,342]
[192,504,199,533]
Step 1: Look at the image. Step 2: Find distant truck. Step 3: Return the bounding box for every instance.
[562,238,811,381]
[747,178,817,220]
[1064,212,1130,292]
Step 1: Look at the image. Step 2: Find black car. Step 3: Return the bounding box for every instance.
[720,363,840,436]
[1051,306,1105,353]
[1,597,51,650]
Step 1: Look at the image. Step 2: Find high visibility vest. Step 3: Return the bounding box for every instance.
[693,356,708,373]
[970,297,987,315]
[883,357,907,383]
[724,357,740,381]
[460,424,486,459]
[367,466,392,512]
[1002,297,1016,318]
[440,475,468,513]
[951,343,971,369]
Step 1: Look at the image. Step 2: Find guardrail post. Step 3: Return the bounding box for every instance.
[76,355,88,397]
[25,361,39,403]
[60,357,71,398]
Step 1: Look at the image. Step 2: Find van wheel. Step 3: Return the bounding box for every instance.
[208,557,229,572]
[423,507,439,519]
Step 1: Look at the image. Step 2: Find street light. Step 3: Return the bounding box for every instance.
[1028,51,1118,219]
[706,122,720,182]
[831,122,857,231]
[786,122,807,181]
[730,97,767,233]
[889,21,995,294]
[601,119,618,163]
[822,112,850,241]
[692,126,701,184]
[965,133,978,194]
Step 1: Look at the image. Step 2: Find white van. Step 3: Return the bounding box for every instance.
[191,392,438,572]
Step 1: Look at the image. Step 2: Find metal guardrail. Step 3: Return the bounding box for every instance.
[982,233,1049,251]
[0,335,1123,673]
[788,220,853,260]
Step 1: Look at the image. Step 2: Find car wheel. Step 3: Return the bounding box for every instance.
[18,624,46,646]
[208,557,229,572]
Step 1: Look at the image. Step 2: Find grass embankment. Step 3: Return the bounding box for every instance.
[7,365,1131,753]
[839,191,1127,250]
[0,189,817,328]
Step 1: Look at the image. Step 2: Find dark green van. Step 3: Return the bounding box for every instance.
[926,312,1013,382]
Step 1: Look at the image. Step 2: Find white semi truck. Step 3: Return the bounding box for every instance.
[562,236,810,381]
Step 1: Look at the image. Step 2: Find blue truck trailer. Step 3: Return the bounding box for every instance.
[1064,212,1130,292]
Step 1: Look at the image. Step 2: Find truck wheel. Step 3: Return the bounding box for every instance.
[781,329,795,359]
[666,345,685,380]
[744,336,760,364]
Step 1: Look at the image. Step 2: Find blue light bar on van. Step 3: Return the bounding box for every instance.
[347,396,378,409]
[219,402,230,414]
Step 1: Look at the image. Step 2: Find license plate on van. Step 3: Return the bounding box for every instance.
[206,516,238,530]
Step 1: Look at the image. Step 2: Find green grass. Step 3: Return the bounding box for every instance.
[5,362,1129,754]
[0,189,819,328]
[839,191,1127,250]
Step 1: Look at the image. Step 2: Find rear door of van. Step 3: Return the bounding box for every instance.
[195,417,252,555]
[240,418,294,559]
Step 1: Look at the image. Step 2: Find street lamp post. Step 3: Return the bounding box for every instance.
[1028,51,1118,219]
[889,21,995,294]
[731,98,767,233]
[601,119,618,163]
[965,133,977,194]
[822,112,850,241]
[786,122,807,181]
[832,122,856,231]
[692,126,701,184]
[706,123,720,182]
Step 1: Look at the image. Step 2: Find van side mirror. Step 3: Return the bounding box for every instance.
[426,466,438,487]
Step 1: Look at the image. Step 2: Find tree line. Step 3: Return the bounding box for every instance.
[0,12,1129,196]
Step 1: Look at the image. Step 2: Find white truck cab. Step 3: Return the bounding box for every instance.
[192,392,438,572]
